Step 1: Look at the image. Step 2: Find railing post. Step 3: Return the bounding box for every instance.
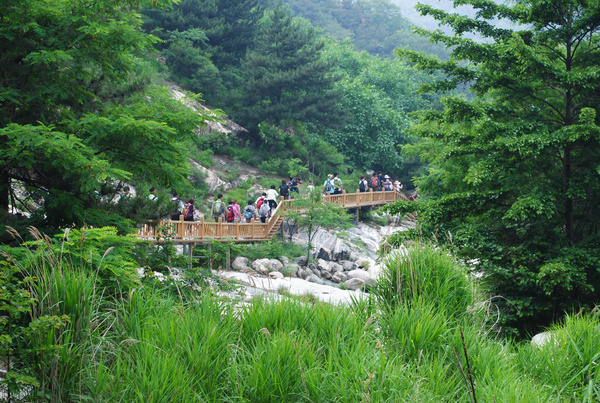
[200,216,204,240]
[234,221,239,240]
[342,189,346,206]
[217,217,222,239]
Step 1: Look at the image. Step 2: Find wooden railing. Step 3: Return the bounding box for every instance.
[138,189,407,243]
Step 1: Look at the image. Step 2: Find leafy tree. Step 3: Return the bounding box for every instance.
[320,40,440,177]
[284,191,351,261]
[390,0,600,335]
[0,0,211,228]
[235,5,345,134]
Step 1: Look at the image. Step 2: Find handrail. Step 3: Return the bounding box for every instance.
[138,189,407,242]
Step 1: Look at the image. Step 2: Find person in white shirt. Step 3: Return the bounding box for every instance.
[265,185,279,211]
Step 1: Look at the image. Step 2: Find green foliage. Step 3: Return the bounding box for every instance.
[394,0,600,335]
[0,0,213,229]
[236,5,345,133]
[374,242,474,317]
[238,240,305,261]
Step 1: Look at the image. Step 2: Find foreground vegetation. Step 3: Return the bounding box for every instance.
[2,230,600,401]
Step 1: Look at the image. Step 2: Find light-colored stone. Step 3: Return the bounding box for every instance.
[268,259,283,271]
[332,272,347,283]
[269,271,284,280]
[252,259,270,275]
[317,258,330,272]
[344,278,365,290]
[329,262,343,273]
[320,270,332,280]
[355,258,371,268]
[232,256,249,270]
[341,261,356,271]
[279,256,290,265]
[531,331,557,347]
[347,269,371,283]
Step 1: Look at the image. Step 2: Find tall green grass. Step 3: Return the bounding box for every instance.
[5,230,599,402]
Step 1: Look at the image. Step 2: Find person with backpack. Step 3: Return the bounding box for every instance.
[333,172,343,195]
[279,179,290,200]
[183,198,195,222]
[259,199,271,223]
[212,194,226,222]
[323,174,335,195]
[359,175,369,193]
[377,172,384,191]
[255,192,267,209]
[371,174,379,191]
[225,200,235,223]
[382,175,393,191]
[244,200,256,222]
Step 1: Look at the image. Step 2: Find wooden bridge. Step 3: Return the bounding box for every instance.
[137,189,408,243]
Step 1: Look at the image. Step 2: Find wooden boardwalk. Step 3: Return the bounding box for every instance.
[138,189,407,243]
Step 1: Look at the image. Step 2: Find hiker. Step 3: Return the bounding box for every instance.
[225,200,235,223]
[370,174,379,191]
[212,194,226,222]
[255,192,267,209]
[359,175,369,193]
[265,185,279,211]
[306,181,315,194]
[289,177,300,194]
[279,179,290,200]
[382,175,393,191]
[377,172,384,191]
[243,200,257,222]
[232,198,242,223]
[333,172,343,194]
[169,191,185,220]
[394,181,403,193]
[259,199,271,223]
[323,174,335,195]
[117,186,132,204]
[183,198,195,222]
[148,187,158,201]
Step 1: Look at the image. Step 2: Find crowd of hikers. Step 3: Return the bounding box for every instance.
[132,172,418,224]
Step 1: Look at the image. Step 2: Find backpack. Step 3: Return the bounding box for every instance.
[184,203,194,218]
[244,206,254,220]
[212,200,224,215]
[259,202,270,217]
[371,177,378,188]
[359,180,367,192]
[226,205,235,222]
[325,180,332,192]
[279,184,289,196]
[256,197,265,209]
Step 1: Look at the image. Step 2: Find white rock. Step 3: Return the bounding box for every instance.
[347,269,372,283]
[269,271,284,280]
[232,256,249,270]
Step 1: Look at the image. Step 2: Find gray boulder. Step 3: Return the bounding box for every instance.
[307,273,325,284]
[341,261,357,271]
[268,259,283,271]
[344,278,365,290]
[232,256,249,270]
[329,262,344,273]
[332,272,348,283]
